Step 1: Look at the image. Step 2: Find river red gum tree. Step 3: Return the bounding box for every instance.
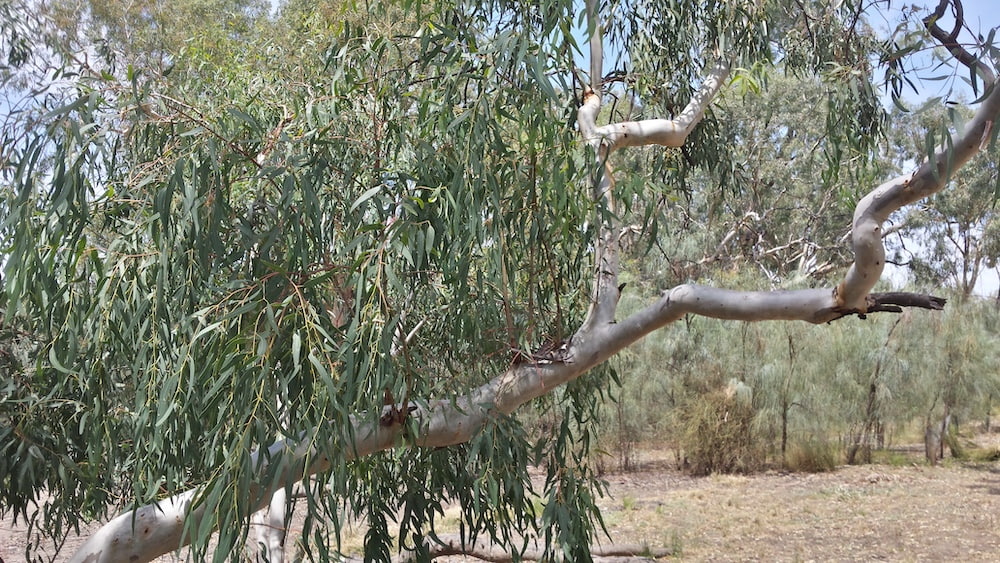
[1,0,996,561]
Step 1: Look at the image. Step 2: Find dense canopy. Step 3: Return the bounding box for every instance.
[1,0,998,561]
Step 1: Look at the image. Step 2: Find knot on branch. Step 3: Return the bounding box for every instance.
[512,337,573,365]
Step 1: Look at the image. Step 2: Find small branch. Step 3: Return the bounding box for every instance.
[586,0,603,95]
[923,0,996,86]
[866,292,947,314]
[256,105,293,166]
[589,60,732,151]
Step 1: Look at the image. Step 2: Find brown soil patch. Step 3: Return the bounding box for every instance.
[593,451,1000,561]
[3,452,999,561]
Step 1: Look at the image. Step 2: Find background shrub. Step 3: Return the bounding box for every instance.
[678,384,764,475]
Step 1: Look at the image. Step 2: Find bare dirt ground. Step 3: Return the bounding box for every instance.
[592,451,1000,561]
[3,448,1000,562]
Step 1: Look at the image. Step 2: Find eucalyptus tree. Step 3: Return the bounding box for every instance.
[3,0,1000,562]
[887,301,1000,463]
[888,105,1000,299]
[44,0,269,71]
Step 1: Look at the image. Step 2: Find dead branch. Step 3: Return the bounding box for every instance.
[865,292,947,314]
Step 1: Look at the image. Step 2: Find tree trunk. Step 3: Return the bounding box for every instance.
[252,488,288,563]
[984,393,992,433]
[924,420,940,466]
[939,407,952,460]
[780,398,789,461]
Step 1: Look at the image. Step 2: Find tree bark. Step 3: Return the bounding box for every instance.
[251,488,287,563]
[925,421,941,465]
[985,393,992,433]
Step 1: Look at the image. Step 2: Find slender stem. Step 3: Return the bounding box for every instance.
[586,0,603,95]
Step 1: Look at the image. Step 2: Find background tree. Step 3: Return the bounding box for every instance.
[2,0,999,562]
[888,105,1000,299]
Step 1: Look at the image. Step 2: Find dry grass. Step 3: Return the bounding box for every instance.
[592,449,1000,561]
[4,445,1000,561]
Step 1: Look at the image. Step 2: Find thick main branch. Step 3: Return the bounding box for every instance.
[837,65,1000,309]
[69,279,948,562]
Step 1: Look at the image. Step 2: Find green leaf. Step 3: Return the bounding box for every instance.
[291,332,302,370]
[192,321,223,343]
[47,347,73,374]
[227,107,262,133]
[40,96,88,120]
[350,186,383,213]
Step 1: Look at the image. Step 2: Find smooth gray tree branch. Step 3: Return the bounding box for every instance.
[836,61,1000,310]
[579,0,621,332]
[589,59,732,150]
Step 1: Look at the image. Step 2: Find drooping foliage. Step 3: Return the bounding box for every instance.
[0,0,981,560]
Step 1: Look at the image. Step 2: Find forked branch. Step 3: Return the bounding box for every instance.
[577,2,733,331]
